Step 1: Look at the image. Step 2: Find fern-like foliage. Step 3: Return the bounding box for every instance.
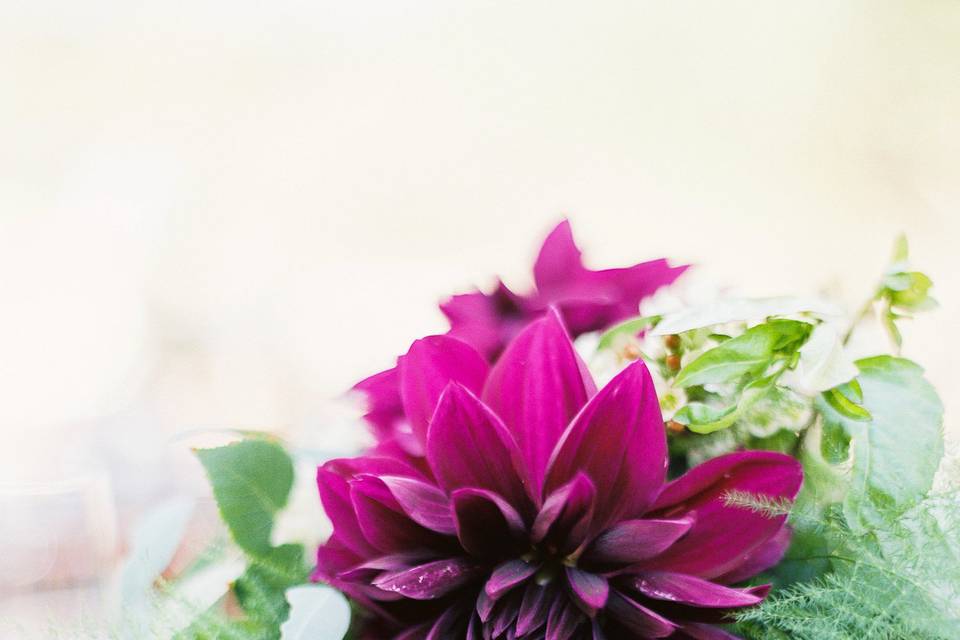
[735,486,960,640]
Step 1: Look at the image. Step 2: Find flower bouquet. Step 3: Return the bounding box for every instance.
[171,221,957,639]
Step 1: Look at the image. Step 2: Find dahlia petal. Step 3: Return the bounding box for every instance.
[490,590,523,637]
[644,451,802,579]
[379,475,456,535]
[606,591,677,638]
[425,600,472,639]
[353,367,404,439]
[426,382,530,510]
[317,466,377,557]
[678,622,744,640]
[564,567,609,617]
[591,619,608,640]
[531,472,596,554]
[516,581,555,636]
[393,624,431,640]
[398,335,489,446]
[476,588,496,622]
[350,475,451,553]
[629,572,768,608]
[543,360,666,533]
[373,557,482,600]
[441,287,514,360]
[582,517,693,567]
[545,597,585,640]
[716,524,791,584]
[335,551,438,582]
[451,488,526,558]
[486,559,539,600]
[466,614,482,640]
[482,309,596,495]
[533,220,585,292]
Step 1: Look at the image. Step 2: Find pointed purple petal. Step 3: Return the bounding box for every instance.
[451,488,526,558]
[353,367,404,440]
[533,220,586,292]
[426,382,531,510]
[716,524,791,584]
[398,335,489,447]
[531,472,595,555]
[317,466,377,557]
[644,451,802,579]
[373,557,482,600]
[482,309,596,495]
[490,589,523,637]
[515,580,555,636]
[379,475,455,535]
[629,572,768,608]
[335,551,438,582]
[425,600,472,640]
[606,591,677,638]
[565,567,609,617]
[486,558,539,600]
[582,517,693,567]
[441,285,522,361]
[546,597,586,640]
[543,360,666,533]
[350,475,452,553]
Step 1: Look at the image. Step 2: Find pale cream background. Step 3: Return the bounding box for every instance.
[1,0,958,473]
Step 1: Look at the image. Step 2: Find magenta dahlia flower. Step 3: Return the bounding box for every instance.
[317,311,801,639]
[354,220,687,447]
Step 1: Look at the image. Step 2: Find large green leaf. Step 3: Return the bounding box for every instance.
[196,439,295,558]
[674,319,811,388]
[817,356,944,530]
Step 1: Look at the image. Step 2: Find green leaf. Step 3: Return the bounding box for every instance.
[817,356,944,530]
[595,315,660,351]
[674,320,811,388]
[196,439,295,558]
[890,272,934,310]
[673,402,738,434]
[673,376,777,434]
[822,386,871,422]
[235,546,309,628]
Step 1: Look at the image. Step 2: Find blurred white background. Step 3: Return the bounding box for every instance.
[0,0,958,630]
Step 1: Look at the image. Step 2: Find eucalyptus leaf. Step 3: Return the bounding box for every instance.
[817,356,944,531]
[196,439,295,558]
[674,320,811,388]
[280,585,351,640]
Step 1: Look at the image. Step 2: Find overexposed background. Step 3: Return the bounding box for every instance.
[1,0,958,627]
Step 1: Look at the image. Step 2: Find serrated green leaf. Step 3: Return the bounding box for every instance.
[595,315,660,351]
[196,440,295,558]
[674,320,811,388]
[817,356,944,531]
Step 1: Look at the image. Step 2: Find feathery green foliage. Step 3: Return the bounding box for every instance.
[735,484,960,640]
